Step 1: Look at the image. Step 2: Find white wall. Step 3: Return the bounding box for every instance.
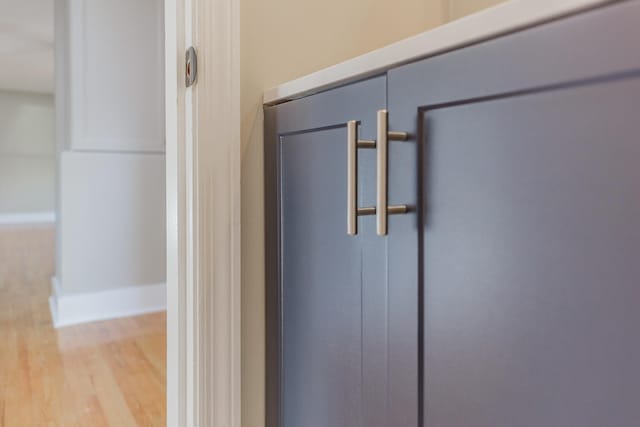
[59,151,165,293]
[0,0,55,94]
[55,0,165,297]
[0,91,56,214]
[66,0,165,152]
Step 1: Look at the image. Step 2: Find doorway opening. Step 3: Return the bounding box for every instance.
[0,1,167,425]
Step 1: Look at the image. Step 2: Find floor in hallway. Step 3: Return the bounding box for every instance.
[0,224,166,427]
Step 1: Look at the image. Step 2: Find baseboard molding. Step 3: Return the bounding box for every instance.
[49,277,166,328]
[0,211,56,225]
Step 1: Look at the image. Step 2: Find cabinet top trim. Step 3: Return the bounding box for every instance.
[263,0,619,106]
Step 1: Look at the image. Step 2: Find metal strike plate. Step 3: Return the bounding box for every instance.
[186,46,198,87]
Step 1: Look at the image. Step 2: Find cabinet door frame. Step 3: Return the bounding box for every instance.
[264,76,387,427]
[386,1,640,425]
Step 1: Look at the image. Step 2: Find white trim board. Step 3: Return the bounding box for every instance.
[165,0,241,425]
[0,211,56,225]
[263,0,620,104]
[49,277,166,328]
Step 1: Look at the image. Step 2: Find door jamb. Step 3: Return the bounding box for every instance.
[165,0,241,425]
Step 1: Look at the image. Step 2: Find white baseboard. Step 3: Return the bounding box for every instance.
[49,277,166,328]
[0,211,56,225]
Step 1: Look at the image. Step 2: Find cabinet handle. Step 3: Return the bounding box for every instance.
[347,120,376,235]
[376,110,409,236]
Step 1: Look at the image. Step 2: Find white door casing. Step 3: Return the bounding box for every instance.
[165,0,241,425]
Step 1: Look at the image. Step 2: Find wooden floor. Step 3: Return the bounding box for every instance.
[0,225,166,427]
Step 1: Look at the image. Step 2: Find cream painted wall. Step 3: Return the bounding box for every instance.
[448,0,508,21]
[0,91,55,214]
[240,1,446,426]
[241,0,510,425]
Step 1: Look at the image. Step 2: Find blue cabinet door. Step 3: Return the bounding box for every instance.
[389,2,640,426]
[265,76,420,427]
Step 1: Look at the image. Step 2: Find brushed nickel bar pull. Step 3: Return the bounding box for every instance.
[387,205,409,215]
[388,131,409,141]
[376,110,409,236]
[357,207,376,216]
[357,139,376,149]
[357,206,406,216]
[347,120,358,235]
[348,121,378,235]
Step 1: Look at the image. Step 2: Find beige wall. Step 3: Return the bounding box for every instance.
[240,0,505,425]
[448,0,507,21]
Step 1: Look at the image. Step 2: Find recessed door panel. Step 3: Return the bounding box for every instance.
[281,129,363,427]
[420,78,640,427]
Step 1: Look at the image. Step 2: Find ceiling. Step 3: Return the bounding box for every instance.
[0,0,54,94]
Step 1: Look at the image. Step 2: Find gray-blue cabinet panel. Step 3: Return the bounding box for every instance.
[266,1,640,427]
[265,75,420,427]
[389,1,640,426]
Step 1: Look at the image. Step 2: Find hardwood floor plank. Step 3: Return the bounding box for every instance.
[0,225,166,426]
[101,340,166,426]
[81,345,139,427]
